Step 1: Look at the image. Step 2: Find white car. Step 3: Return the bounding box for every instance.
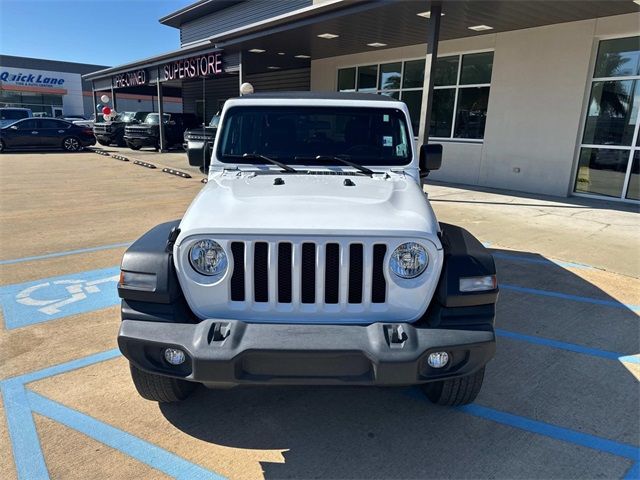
[116,92,499,406]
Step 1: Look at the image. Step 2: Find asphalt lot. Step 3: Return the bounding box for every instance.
[0,146,638,479]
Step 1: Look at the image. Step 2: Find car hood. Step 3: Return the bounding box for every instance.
[177,170,440,240]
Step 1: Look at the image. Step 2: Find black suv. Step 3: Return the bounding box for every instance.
[124,113,199,151]
[183,114,220,172]
[93,111,150,147]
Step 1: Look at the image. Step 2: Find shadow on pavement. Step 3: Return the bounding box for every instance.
[159,249,639,479]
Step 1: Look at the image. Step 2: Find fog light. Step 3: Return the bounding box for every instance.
[164,348,186,365]
[427,351,449,368]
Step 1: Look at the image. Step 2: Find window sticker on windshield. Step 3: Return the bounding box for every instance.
[396,144,407,156]
[383,114,389,122]
[382,135,393,147]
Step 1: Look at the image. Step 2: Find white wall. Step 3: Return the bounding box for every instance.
[310,13,640,197]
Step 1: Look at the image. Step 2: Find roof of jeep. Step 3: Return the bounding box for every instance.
[231,91,398,102]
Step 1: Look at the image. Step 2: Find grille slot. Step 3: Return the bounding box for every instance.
[230,242,245,301]
[301,243,316,304]
[324,243,340,304]
[254,242,269,302]
[372,244,387,303]
[278,243,292,303]
[348,244,364,303]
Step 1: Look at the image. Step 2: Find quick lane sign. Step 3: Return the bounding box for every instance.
[113,69,147,88]
[163,52,223,81]
[0,70,65,87]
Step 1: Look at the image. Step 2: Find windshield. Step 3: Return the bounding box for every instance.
[117,112,135,122]
[208,115,220,128]
[1,109,30,120]
[217,106,411,167]
[144,113,170,125]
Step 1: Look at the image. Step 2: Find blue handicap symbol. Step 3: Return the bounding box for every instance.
[0,266,121,329]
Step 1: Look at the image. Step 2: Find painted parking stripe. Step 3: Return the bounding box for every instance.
[458,403,640,461]
[0,242,131,266]
[501,284,640,312]
[491,252,592,269]
[1,349,225,480]
[27,391,224,480]
[495,329,640,365]
[0,267,120,329]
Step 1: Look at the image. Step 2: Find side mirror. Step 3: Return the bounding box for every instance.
[419,144,443,179]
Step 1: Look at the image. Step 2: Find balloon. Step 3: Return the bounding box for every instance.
[96,103,103,110]
[100,94,110,103]
[102,106,111,116]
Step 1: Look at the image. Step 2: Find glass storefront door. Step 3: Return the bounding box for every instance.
[574,36,640,202]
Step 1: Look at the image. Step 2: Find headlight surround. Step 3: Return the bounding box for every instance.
[188,239,228,276]
[390,242,429,279]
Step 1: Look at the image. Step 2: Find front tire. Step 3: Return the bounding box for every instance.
[62,136,82,152]
[422,367,485,406]
[128,143,141,151]
[129,364,196,403]
[97,139,110,146]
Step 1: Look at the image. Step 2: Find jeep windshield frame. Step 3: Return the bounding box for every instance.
[216,106,412,168]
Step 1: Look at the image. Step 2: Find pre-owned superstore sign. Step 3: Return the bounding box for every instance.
[163,52,223,81]
[113,70,147,88]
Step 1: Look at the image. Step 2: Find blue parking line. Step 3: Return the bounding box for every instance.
[624,462,639,480]
[1,381,48,480]
[501,284,640,312]
[457,404,640,461]
[0,242,131,266]
[27,391,224,480]
[492,252,592,269]
[495,329,640,364]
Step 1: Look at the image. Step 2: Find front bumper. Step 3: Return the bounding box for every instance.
[124,135,157,148]
[118,319,495,387]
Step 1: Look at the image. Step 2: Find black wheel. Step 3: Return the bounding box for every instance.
[62,136,82,152]
[0,140,5,153]
[97,139,110,146]
[116,135,126,147]
[129,364,195,403]
[128,144,141,151]
[422,367,485,406]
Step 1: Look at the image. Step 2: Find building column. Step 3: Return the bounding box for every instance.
[110,84,117,112]
[91,82,98,120]
[417,1,442,146]
[156,70,165,152]
[238,50,243,94]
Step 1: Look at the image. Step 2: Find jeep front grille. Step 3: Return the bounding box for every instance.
[229,241,387,306]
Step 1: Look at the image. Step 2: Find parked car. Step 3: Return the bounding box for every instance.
[0,117,95,152]
[73,114,102,129]
[184,114,220,172]
[94,111,150,147]
[117,91,499,406]
[0,107,33,127]
[123,112,199,151]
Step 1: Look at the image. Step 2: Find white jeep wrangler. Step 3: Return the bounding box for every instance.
[117,92,498,406]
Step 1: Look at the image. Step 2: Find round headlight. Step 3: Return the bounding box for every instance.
[189,239,228,276]
[390,242,428,279]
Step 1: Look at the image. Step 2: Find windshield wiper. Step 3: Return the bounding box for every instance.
[295,155,374,177]
[240,153,298,173]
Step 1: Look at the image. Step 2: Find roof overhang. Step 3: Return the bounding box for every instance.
[84,0,639,82]
[159,0,243,29]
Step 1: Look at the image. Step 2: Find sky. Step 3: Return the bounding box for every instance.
[0,0,195,67]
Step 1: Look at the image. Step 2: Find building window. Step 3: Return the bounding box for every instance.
[575,36,640,201]
[336,51,494,138]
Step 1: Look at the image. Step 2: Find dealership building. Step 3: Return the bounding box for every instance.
[0,55,182,118]
[84,0,640,203]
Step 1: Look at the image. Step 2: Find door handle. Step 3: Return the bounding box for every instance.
[31,131,39,134]
[58,130,65,133]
